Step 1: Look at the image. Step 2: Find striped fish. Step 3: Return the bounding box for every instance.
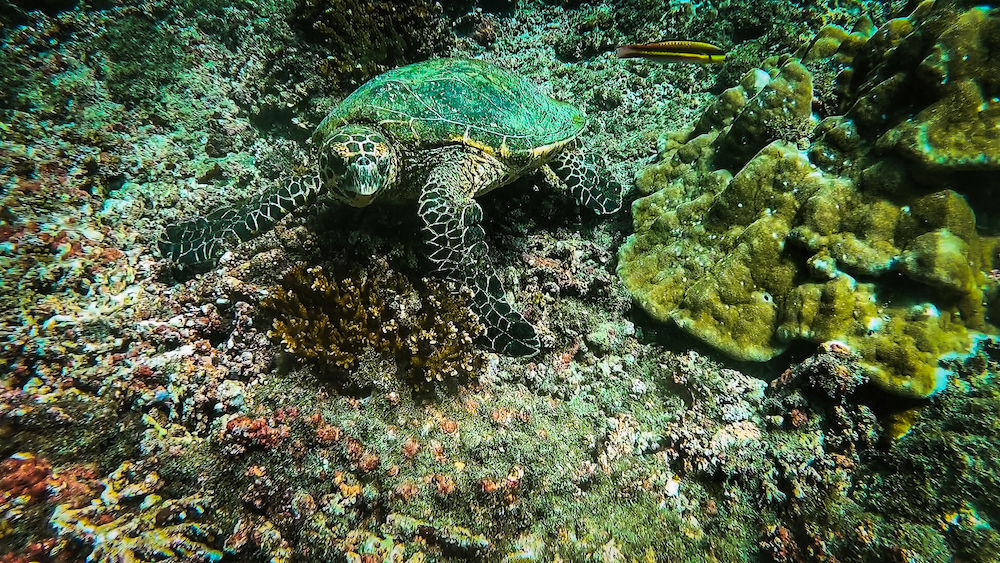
[615,40,727,64]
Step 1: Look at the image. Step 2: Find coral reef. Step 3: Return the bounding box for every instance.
[3,0,999,561]
[291,0,457,92]
[49,461,224,562]
[542,0,900,70]
[89,14,184,109]
[219,415,291,456]
[0,454,52,506]
[264,261,485,383]
[758,338,1000,562]
[0,454,58,545]
[618,2,1000,398]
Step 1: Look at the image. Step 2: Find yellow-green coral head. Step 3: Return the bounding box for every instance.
[320,124,398,207]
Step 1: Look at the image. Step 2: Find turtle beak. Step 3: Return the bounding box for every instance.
[345,156,384,206]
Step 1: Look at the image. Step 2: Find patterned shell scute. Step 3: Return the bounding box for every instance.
[316,58,586,164]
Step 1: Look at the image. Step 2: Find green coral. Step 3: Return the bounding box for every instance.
[713,59,815,171]
[852,6,1000,171]
[263,261,485,383]
[618,2,1000,398]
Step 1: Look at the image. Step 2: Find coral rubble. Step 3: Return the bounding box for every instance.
[758,339,1000,562]
[618,2,1000,398]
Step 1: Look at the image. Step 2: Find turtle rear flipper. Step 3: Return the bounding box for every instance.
[418,150,541,357]
[550,148,624,215]
[469,270,540,356]
[158,174,321,266]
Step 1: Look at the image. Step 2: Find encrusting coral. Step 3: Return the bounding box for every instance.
[618,1,1000,398]
[0,454,52,506]
[48,461,223,563]
[263,261,485,383]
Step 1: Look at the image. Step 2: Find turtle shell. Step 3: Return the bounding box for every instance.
[314,58,586,167]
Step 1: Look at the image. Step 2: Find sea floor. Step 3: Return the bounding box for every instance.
[1,1,998,562]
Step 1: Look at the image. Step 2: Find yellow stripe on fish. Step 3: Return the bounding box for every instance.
[615,40,727,64]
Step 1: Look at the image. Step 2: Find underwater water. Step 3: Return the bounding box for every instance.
[2,0,999,561]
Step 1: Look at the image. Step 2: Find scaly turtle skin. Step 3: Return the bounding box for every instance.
[159,58,622,356]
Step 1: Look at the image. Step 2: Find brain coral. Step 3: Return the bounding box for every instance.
[618,2,1000,398]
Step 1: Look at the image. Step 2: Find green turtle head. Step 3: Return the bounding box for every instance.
[319,124,398,207]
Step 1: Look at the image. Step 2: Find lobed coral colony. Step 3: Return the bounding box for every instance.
[618,2,1000,398]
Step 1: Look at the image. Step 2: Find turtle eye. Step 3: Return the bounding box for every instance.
[321,147,349,179]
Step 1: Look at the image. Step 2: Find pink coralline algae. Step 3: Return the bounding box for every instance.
[0,453,53,505]
[220,415,290,456]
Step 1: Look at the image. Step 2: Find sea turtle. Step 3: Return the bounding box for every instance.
[158,58,622,356]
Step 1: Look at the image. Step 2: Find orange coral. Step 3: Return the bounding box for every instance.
[0,453,52,504]
[264,261,485,383]
[220,416,290,456]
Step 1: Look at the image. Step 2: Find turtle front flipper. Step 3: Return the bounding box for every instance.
[158,174,321,266]
[549,148,624,215]
[418,151,541,357]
